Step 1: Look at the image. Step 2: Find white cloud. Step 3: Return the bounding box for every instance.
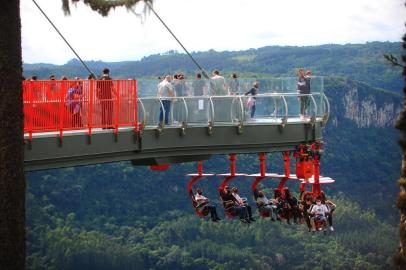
[21,0,406,64]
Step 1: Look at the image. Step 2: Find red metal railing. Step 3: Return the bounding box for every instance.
[23,80,138,141]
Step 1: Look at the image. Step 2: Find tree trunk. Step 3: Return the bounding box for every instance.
[0,1,26,269]
[395,18,406,268]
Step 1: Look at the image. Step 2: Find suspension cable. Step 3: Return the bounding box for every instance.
[32,0,97,78]
[140,2,210,79]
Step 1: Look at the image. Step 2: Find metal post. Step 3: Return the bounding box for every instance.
[312,154,321,197]
[134,80,138,133]
[283,151,290,177]
[115,81,120,136]
[259,153,266,177]
[229,154,236,176]
[197,161,203,176]
[88,80,94,139]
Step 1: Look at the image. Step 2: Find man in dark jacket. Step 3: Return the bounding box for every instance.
[297,68,310,119]
[97,68,115,128]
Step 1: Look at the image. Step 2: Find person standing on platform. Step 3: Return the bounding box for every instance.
[228,73,240,95]
[245,82,259,119]
[210,70,228,96]
[192,73,205,96]
[297,68,309,119]
[66,81,83,127]
[97,68,115,129]
[157,75,175,125]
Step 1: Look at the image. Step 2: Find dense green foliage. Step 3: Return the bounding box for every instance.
[26,104,401,269]
[25,43,403,269]
[24,42,403,93]
[27,158,398,270]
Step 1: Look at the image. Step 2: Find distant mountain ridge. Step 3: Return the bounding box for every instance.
[23,41,403,93]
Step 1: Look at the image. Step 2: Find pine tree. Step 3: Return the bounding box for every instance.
[395,2,406,268]
[0,1,150,269]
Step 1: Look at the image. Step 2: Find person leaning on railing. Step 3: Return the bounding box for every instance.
[244,82,259,119]
[157,75,175,125]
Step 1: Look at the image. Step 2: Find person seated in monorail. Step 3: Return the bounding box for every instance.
[219,186,250,223]
[195,188,221,222]
[256,190,278,221]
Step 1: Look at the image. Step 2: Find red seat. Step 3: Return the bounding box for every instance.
[190,190,209,217]
[296,159,313,179]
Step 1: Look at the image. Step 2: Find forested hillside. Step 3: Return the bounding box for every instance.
[25,74,402,269]
[23,42,403,93]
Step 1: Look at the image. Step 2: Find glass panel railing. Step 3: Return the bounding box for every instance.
[137,98,162,127]
[183,97,212,125]
[134,77,326,129]
[282,94,317,119]
[242,95,287,124]
[210,96,235,124]
[136,77,324,97]
[137,92,328,129]
[230,96,245,124]
[171,98,188,126]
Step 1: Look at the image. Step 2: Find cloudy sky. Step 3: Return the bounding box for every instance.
[21,0,406,65]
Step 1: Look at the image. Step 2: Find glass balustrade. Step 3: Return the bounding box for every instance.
[23,77,330,136]
[135,77,328,128]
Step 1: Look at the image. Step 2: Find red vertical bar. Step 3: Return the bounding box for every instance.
[46,81,51,131]
[283,151,290,178]
[28,82,33,141]
[197,161,203,176]
[115,80,120,135]
[312,155,321,197]
[229,154,236,176]
[259,152,266,177]
[59,81,65,140]
[88,80,94,137]
[133,80,138,133]
[44,81,48,131]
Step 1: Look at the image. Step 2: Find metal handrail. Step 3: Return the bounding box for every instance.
[280,96,288,121]
[137,99,147,126]
[181,97,189,125]
[237,96,245,123]
[208,97,215,125]
[322,93,330,123]
[230,96,245,124]
[138,93,327,127]
[309,95,318,118]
